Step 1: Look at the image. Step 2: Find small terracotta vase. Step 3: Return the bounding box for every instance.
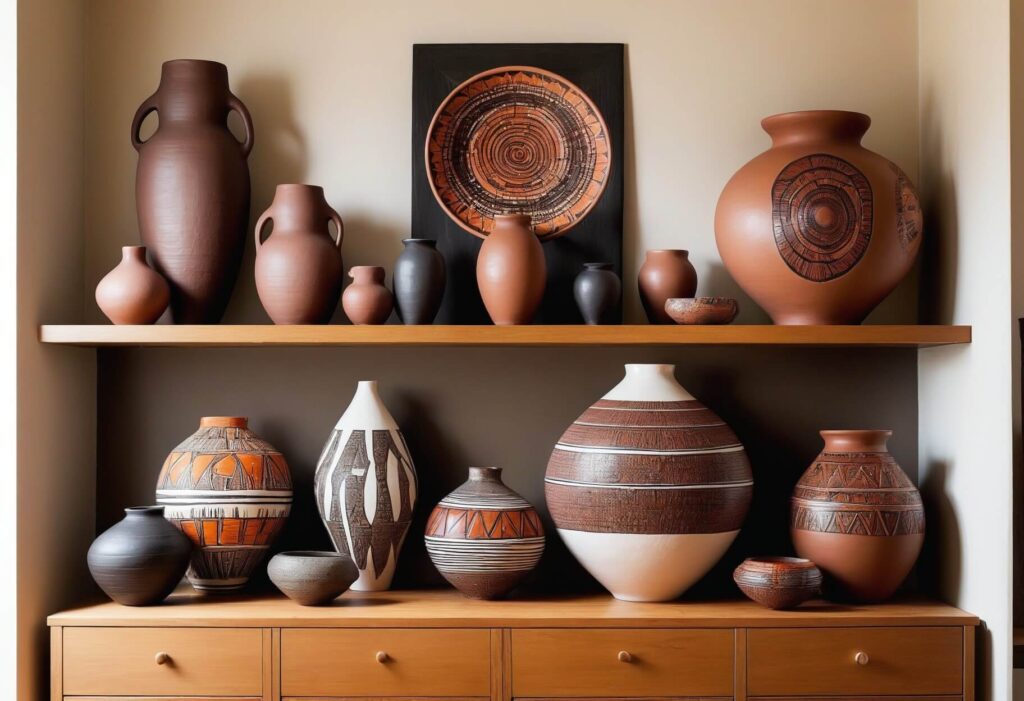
[733,556,822,610]
[95,246,170,324]
[477,214,546,325]
[638,250,698,324]
[791,430,924,602]
[425,467,545,600]
[342,266,393,325]
[254,184,344,324]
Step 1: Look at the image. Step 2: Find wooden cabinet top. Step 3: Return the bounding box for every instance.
[48,589,978,628]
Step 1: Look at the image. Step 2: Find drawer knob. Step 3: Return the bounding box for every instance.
[376,650,390,664]
[617,650,633,663]
[854,651,870,666]
[154,652,171,666]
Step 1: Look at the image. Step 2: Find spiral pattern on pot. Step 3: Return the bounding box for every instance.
[771,154,873,282]
[426,66,611,240]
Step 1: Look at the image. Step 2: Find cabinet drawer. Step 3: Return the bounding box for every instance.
[62,627,262,696]
[511,629,733,697]
[281,628,490,696]
[747,627,963,696]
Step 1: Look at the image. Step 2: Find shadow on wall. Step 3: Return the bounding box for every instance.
[918,460,962,605]
[703,262,769,324]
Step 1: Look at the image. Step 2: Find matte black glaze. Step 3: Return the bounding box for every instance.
[573,263,621,325]
[268,551,358,605]
[393,239,447,325]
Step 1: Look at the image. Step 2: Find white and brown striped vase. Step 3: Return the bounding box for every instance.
[545,364,753,602]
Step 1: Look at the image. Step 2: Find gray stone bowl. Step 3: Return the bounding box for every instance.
[268,551,358,606]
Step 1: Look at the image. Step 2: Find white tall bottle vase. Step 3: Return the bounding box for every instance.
[314,381,418,590]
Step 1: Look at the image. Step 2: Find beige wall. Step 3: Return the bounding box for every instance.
[82,0,921,324]
[17,1,95,700]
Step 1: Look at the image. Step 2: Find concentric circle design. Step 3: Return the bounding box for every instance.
[771,154,873,282]
[426,66,611,240]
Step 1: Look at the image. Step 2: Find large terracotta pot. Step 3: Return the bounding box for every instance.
[715,110,922,324]
[425,466,545,600]
[132,59,253,323]
[637,250,697,324]
[314,381,418,591]
[156,417,292,592]
[545,364,753,601]
[255,184,344,324]
[791,430,924,602]
[477,214,546,325]
[95,246,170,325]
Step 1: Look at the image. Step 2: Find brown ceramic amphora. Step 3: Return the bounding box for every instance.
[477,214,546,325]
[255,184,344,324]
[342,266,393,325]
[95,246,170,324]
[715,111,922,324]
[791,430,925,602]
[637,250,698,324]
[132,59,253,323]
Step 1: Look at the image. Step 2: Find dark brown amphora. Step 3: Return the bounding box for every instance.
[132,59,253,323]
[255,184,344,324]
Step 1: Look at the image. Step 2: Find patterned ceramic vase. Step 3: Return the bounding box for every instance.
[314,381,418,591]
[791,429,924,602]
[545,364,753,602]
[156,417,292,592]
[425,467,545,599]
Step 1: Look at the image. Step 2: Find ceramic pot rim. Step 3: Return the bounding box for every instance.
[402,238,438,246]
[200,416,248,428]
[646,249,689,256]
[124,505,165,516]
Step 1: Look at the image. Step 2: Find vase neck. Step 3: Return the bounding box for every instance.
[604,364,695,402]
[156,59,231,123]
[403,238,437,248]
[124,505,165,519]
[270,185,328,231]
[201,416,247,429]
[121,246,148,263]
[336,380,398,430]
[468,466,503,483]
[761,110,870,147]
[820,429,891,453]
[350,266,385,284]
[584,262,613,271]
[646,249,688,260]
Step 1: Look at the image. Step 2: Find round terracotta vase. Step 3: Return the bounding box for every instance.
[637,250,697,324]
[425,467,545,600]
[477,214,546,325]
[95,246,170,324]
[156,417,292,592]
[715,110,922,325]
[791,430,925,602]
[342,266,393,325]
[133,59,253,323]
[255,184,344,324]
[545,364,753,602]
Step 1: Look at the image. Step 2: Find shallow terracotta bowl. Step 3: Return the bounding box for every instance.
[733,556,822,609]
[665,297,739,325]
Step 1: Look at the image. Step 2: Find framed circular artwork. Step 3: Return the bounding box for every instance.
[425,66,612,241]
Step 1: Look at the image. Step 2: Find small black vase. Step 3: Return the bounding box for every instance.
[87,506,192,606]
[393,238,446,324]
[574,262,621,324]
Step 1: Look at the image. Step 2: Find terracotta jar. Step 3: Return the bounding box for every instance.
[132,59,253,323]
[156,417,292,592]
[95,246,170,324]
[545,364,753,602]
[255,184,344,324]
[314,381,418,591]
[791,430,925,602]
[715,110,922,324]
[425,467,545,600]
[342,266,393,324]
[477,214,546,325]
[637,250,698,324]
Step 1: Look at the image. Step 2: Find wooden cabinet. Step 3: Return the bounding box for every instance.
[48,590,978,701]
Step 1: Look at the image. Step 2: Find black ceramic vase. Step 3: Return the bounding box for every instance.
[393,238,446,324]
[573,262,621,324]
[87,506,192,606]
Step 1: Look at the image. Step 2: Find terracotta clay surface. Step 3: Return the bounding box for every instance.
[95,246,170,324]
[791,429,924,602]
[425,466,545,600]
[665,297,739,325]
[133,59,253,323]
[255,184,344,324]
[733,556,822,609]
[715,110,922,325]
[267,551,358,606]
[476,214,546,325]
[426,66,611,240]
[342,266,394,325]
[637,250,698,324]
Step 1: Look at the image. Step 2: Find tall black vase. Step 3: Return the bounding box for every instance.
[573,262,621,324]
[87,506,192,606]
[393,238,446,324]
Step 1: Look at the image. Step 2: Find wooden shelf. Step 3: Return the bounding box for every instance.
[38,324,972,347]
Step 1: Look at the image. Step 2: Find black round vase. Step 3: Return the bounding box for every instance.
[573,262,621,324]
[393,238,446,324]
[87,506,192,606]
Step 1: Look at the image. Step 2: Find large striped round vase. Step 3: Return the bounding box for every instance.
[545,364,753,602]
[156,417,292,592]
[425,466,545,599]
[314,380,418,591]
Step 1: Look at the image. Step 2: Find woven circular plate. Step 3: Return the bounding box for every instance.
[426,66,611,240]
